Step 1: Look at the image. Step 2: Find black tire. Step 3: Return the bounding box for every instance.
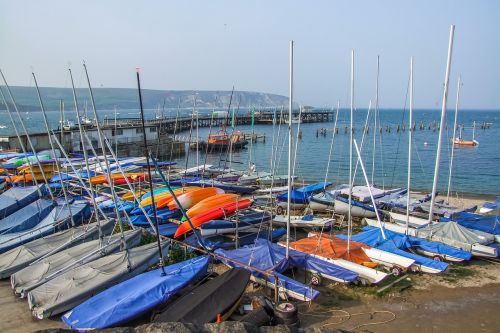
[274,302,298,320]
[310,274,322,286]
[392,266,402,277]
[274,316,299,326]
[276,206,284,215]
[433,255,443,262]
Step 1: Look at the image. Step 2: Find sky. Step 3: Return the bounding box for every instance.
[1,0,499,109]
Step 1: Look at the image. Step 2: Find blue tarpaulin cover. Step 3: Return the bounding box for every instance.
[277,182,332,204]
[0,199,54,234]
[337,227,455,271]
[0,202,90,253]
[215,239,357,300]
[62,255,210,330]
[0,185,44,219]
[443,212,500,236]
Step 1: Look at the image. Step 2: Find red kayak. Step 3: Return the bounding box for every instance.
[174,198,253,238]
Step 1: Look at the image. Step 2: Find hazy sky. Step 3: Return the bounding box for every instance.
[1,0,499,109]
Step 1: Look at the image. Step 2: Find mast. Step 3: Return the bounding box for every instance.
[286,40,293,258]
[446,76,461,203]
[428,25,455,223]
[472,121,476,142]
[348,50,354,253]
[406,57,414,233]
[323,101,340,186]
[136,69,166,274]
[371,55,380,185]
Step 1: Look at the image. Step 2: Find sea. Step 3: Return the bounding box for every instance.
[0,108,499,197]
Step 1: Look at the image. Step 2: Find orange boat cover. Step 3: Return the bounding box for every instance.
[289,233,374,266]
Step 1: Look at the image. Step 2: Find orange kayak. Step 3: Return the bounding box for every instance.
[89,173,146,185]
[152,187,200,209]
[5,173,47,183]
[184,193,239,219]
[166,187,225,211]
[174,198,253,238]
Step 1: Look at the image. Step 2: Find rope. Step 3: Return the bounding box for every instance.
[302,308,396,331]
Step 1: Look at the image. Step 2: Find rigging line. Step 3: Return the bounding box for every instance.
[216,87,234,169]
[389,71,411,188]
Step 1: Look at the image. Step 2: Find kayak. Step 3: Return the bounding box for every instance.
[184,193,239,219]
[154,187,201,209]
[174,198,253,238]
[140,187,197,208]
[166,187,225,210]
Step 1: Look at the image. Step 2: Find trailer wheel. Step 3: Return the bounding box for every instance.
[433,255,443,262]
[276,206,284,215]
[310,274,322,286]
[391,266,402,277]
[410,265,421,273]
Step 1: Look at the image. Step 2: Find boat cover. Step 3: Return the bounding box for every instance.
[0,219,115,279]
[482,199,500,210]
[419,201,477,217]
[153,267,250,325]
[377,192,432,210]
[288,234,372,264]
[0,199,55,234]
[340,186,403,203]
[186,179,256,194]
[28,241,170,319]
[415,221,494,250]
[148,223,179,237]
[0,185,45,219]
[11,229,142,296]
[277,182,332,204]
[185,228,286,251]
[62,255,209,330]
[338,227,452,271]
[215,239,358,300]
[443,212,500,236]
[0,202,91,253]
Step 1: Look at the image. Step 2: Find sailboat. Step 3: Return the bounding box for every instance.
[453,121,479,146]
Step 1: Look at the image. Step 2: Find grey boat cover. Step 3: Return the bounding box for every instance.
[0,202,90,253]
[0,219,115,279]
[28,240,169,319]
[12,229,142,297]
[415,221,495,252]
[0,185,43,219]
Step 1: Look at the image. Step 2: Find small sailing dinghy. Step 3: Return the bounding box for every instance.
[0,199,54,234]
[0,201,90,253]
[215,239,358,301]
[0,185,44,219]
[153,267,250,325]
[272,214,335,229]
[62,255,209,330]
[0,220,115,279]
[282,233,388,284]
[28,240,170,319]
[12,229,143,297]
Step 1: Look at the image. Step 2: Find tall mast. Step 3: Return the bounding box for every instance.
[348,50,354,253]
[446,76,461,203]
[324,101,340,186]
[371,55,380,185]
[136,69,166,274]
[286,40,293,258]
[406,57,414,233]
[428,25,455,223]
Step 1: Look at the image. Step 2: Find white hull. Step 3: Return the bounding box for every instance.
[273,215,334,228]
[389,211,429,227]
[309,199,334,212]
[361,247,414,270]
[334,199,376,218]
